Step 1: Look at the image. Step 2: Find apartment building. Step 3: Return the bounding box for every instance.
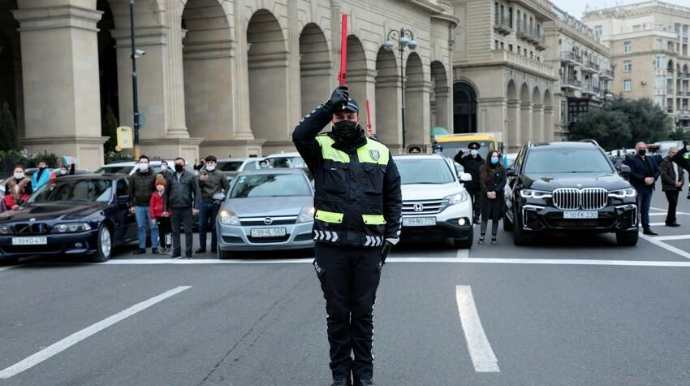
[583,1,690,129]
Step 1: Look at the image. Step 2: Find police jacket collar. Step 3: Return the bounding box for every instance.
[329,129,367,153]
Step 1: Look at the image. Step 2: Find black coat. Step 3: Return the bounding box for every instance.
[623,154,660,192]
[454,151,483,191]
[480,165,506,221]
[128,170,157,207]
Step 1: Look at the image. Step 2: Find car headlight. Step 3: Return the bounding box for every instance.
[297,207,315,223]
[52,223,92,233]
[609,188,636,199]
[0,224,12,235]
[520,189,553,199]
[445,192,469,205]
[219,210,240,225]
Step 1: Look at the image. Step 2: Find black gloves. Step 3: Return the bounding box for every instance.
[326,86,350,112]
[380,241,394,265]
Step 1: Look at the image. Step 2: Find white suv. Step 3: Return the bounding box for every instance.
[394,154,474,249]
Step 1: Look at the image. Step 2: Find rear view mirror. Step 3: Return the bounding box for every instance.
[460,173,472,182]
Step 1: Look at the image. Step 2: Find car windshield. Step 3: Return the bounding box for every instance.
[94,165,134,175]
[230,174,311,198]
[440,141,491,159]
[524,148,614,174]
[28,179,113,203]
[218,161,244,172]
[396,159,456,185]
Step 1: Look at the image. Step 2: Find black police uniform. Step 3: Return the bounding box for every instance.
[454,144,483,221]
[293,93,403,385]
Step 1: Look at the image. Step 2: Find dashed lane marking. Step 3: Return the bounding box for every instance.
[456,285,500,372]
[0,286,192,379]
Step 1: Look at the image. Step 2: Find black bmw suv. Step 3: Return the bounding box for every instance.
[504,141,639,246]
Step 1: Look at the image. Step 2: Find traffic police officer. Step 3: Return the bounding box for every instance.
[454,142,484,222]
[293,86,403,386]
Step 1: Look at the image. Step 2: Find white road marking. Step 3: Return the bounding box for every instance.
[0,266,15,273]
[0,286,192,379]
[456,248,469,259]
[653,235,690,241]
[95,258,690,267]
[648,222,666,227]
[639,233,690,260]
[650,207,688,215]
[455,285,500,372]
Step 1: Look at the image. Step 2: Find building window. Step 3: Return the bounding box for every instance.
[623,41,632,53]
[656,39,663,50]
[623,61,632,72]
[500,42,505,50]
[655,55,664,69]
[654,96,663,106]
[623,80,632,92]
[595,25,602,36]
[509,44,513,52]
[656,75,665,89]
[667,41,674,52]
[508,7,513,28]
[495,39,499,49]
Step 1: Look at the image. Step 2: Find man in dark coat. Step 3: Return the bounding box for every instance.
[624,142,660,235]
[454,142,484,222]
[660,147,684,227]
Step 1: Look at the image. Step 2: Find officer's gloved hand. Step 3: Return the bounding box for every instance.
[380,239,397,265]
[326,86,350,112]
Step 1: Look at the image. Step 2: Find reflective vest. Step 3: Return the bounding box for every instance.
[312,134,390,248]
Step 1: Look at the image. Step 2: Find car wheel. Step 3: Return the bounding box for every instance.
[503,213,514,231]
[513,208,533,246]
[0,256,19,266]
[217,248,232,260]
[453,227,474,249]
[92,225,112,263]
[616,230,638,246]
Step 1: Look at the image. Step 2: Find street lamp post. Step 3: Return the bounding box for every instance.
[129,0,143,159]
[384,28,417,152]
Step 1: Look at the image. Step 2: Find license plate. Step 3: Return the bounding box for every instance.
[403,217,437,227]
[12,237,48,246]
[563,211,598,219]
[250,228,287,238]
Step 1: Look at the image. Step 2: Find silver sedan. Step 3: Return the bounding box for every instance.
[216,169,315,259]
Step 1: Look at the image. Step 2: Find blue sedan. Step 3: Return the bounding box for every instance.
[0,175,138,264]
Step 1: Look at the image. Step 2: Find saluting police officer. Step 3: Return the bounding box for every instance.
[454,142,484,222]
[293,86,403,386]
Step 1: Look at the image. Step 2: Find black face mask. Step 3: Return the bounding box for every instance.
[637,149,647,156]
[332,120,363,144]
[174,164,184,173]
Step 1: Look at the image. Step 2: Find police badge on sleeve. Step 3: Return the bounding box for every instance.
[370,150,380,161]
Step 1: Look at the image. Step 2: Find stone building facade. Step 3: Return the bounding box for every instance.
[4,0,457,169]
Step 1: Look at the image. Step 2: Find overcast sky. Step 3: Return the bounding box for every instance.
[552,0,687,19]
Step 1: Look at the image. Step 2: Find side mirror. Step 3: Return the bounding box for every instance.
[506,168,516,177]
[619,164,631,176]
[460,173,472,182]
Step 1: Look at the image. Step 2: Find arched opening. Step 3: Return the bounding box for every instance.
[346,35,368,112]
[182,0,233,144]
[405,52,427,147]
[506,80,519,148]
[543,90,553,142]
[519,83,531,147]
[532,86,542,142]
[453,81,477,134]
[0,0,21,146]
[375,47,400,147]
[247,10,288,142]
[430,61,450,132]
[299,23,331,115]
[97,0,119,154]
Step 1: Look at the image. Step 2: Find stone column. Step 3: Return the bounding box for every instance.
[434,85,451,131]
[507,99,520,150]
[532,104,544,142]
[520,102,533,146]
[405,79,432,149]
[13,3,107,170]
[375,74,402,151]
[543,105,554,142]
[348,68,377,120]
[477,97,507,135]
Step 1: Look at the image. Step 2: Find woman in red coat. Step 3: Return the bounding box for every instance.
[4,165,32,211]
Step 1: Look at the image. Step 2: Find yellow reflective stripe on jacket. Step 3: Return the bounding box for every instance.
[315,210,344,224]
[362,214,386,225]
[316,136,350,163]
[357,139,390,165]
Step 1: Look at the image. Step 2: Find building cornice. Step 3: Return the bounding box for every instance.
[548,23,609,56]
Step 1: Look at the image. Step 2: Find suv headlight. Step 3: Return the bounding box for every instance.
[608,188,636,199]
[0,225,12,235]
[520,189,553,199]
[219,210,240,225]
[445,192,469,205]
[52,223,92,233]
[297,207,315,223]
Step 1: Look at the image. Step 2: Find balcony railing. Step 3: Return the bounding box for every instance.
[584,61,601,72]
[600,69,614,79]
[680,72,690,79]
[678,91,690,97]
[668,87,674,94]
[560,51,583,65]
[493,16,512,35]
[516,25,545,49]
[561,78,582,89]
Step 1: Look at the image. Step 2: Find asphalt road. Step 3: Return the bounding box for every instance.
[1,190,690,386]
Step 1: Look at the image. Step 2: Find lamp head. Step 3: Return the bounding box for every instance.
[383,40,395,51]
[407,40,418,50]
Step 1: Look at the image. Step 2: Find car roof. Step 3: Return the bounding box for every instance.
[393,154,449,161]
[52,173,122,181]
[527,142,601,150]
[237,169,307,176]
[265,152,301,158]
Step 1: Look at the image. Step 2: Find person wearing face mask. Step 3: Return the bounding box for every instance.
[454,142,484,222]
[159,160,173,178]
[4,165,32,211]
[31,160,51,190]
[53,158,76,179]
[128,155,159,254]
[624,142,661,235]
[478,151,506,245]
[293,86,402,386]
[196,155,229,254]
[164,157,201,259]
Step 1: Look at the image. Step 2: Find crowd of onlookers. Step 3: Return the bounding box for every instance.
[0,158,77,213]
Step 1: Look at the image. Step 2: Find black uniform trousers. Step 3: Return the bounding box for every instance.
[468,188,481,220]
[314,242,383,382]
[665,190,679,225]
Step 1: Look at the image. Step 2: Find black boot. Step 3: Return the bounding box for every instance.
[330,378,351,386]
[354,379,375,386]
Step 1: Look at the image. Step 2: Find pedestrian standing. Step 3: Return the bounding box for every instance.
[478,151,506,245]
[660,147,684,227]
[4,165,32,211]
[31,160,51,190]
[150,176,172,254]
[164,157,200,259]
[454,142,484,222]
[624,142,661,235]
[196,155,229,254]
[129,155,159,254]
[293,86,403,386]
[159,160,174,179]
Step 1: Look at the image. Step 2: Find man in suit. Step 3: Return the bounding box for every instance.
[660,147,684,227]
[624,142,661,235]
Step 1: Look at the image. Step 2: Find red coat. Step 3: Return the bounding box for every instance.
[150,191,165,218]
[4,193,28,210]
